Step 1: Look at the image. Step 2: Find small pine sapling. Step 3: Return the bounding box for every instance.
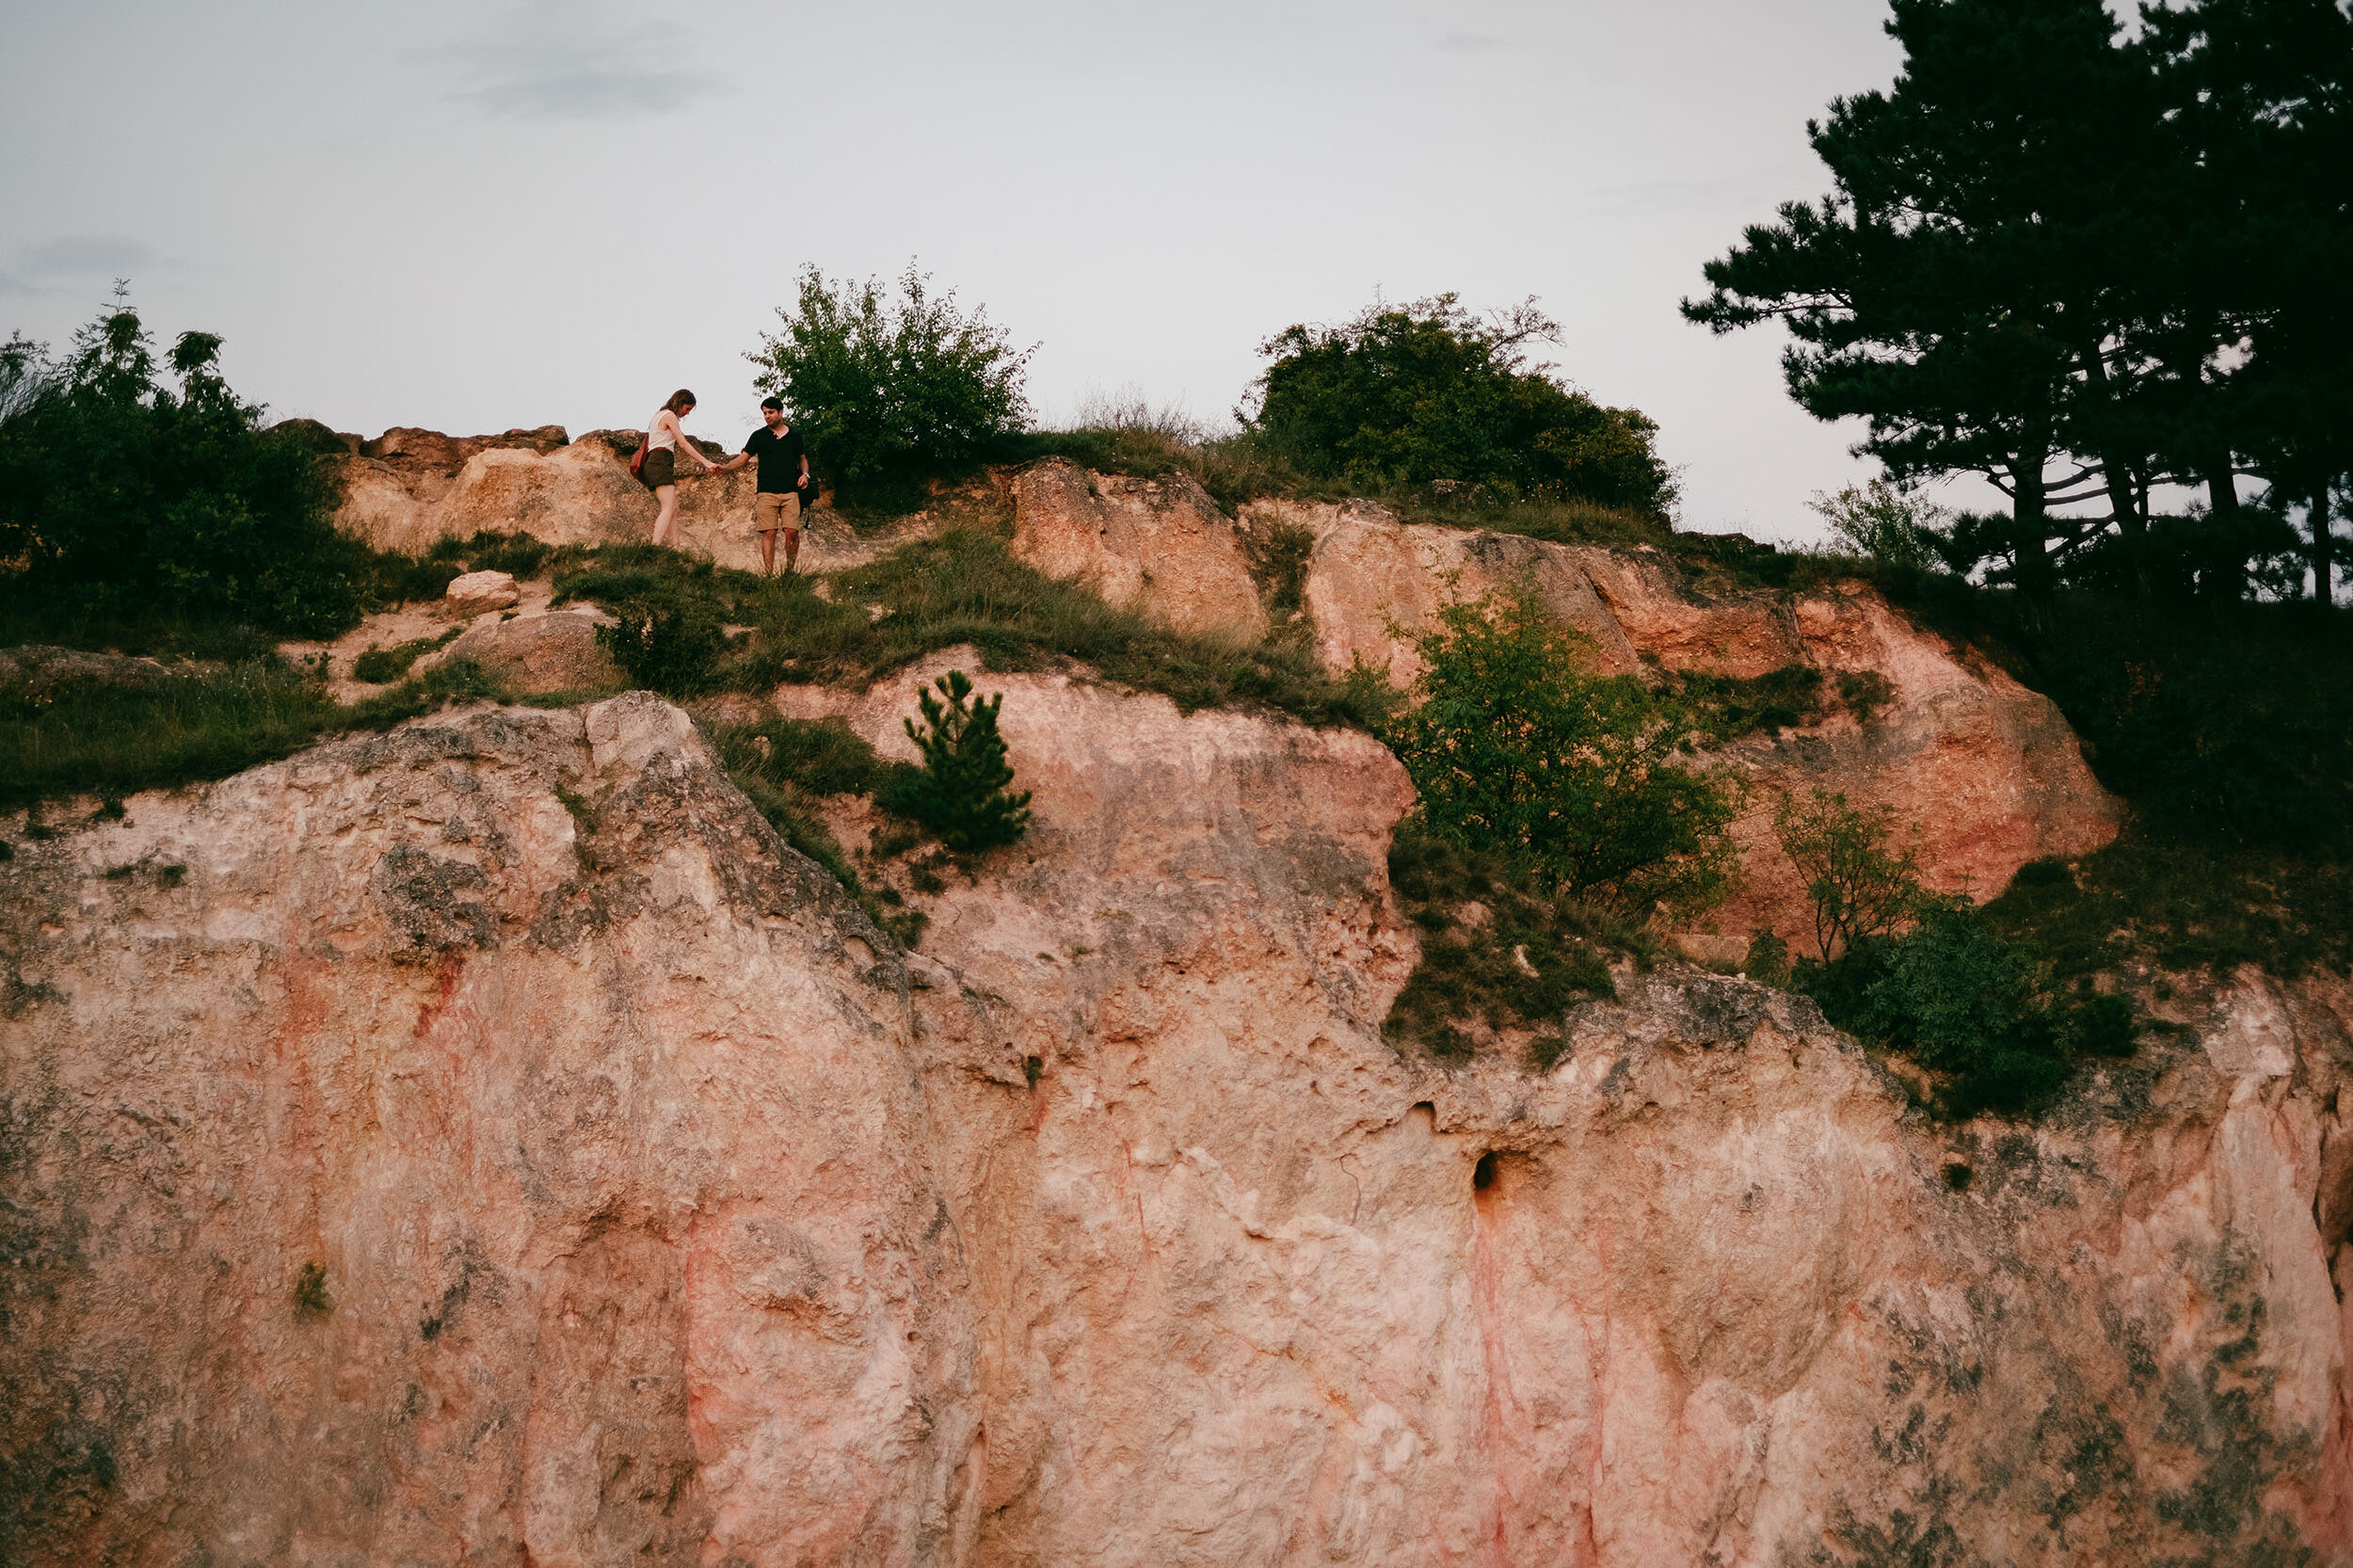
[888,669,1032,853]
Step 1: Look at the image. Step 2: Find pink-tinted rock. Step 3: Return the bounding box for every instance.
[1253,497,1644,682]
[1707,584,2121,947]
[1013,458,1270,639]
[2,680,2348,1566]
[1250,499,2118,944]
[0,696,977,1566]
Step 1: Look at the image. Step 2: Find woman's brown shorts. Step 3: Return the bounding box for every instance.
[636,446,676,490]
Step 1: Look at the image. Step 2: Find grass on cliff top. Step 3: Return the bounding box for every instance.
[0,659,515,816]
[548,528,1391,729]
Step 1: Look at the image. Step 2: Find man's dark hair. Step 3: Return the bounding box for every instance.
[760,395,784,412]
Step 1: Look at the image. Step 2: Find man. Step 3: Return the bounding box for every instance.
[716,396,811,577]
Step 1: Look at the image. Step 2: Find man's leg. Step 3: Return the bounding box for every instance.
[783,524,800,574]
[758,529,776,576]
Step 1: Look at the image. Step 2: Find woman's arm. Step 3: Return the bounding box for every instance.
[661,410,720,472]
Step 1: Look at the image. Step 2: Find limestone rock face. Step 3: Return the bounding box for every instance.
[2,679,2349,1566]
[442,568,520,617]
[1248,498,2119,944]
[1011,458,1270,639]
[0,696,978,1567]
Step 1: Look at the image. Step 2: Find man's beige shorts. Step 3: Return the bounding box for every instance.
[753,490,802,534]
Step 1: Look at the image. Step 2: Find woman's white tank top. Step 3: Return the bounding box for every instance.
[646,409,679,451]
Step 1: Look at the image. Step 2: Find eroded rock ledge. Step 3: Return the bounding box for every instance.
[3,685,2347,1566]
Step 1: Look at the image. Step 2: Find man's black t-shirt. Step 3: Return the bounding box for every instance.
[742,425,808,494]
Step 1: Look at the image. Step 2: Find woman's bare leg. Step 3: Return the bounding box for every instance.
[652,485,680,547]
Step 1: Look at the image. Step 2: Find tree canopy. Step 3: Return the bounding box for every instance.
[1684,0,2352,601]
[0,294,362,635]
[1247,295,1678,514]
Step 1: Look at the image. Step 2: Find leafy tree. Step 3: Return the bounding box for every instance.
[881,668,1032,853]
[1383,584,1735,918]
[0,293,364,635]
[748,264,1034,504]
[1246,295,1677,513]
[1774,788,1929,958]
[1807,480,1950,572]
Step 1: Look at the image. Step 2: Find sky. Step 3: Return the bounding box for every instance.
[0,0,1919,541]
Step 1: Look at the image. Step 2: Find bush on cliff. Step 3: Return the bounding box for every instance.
[1384,584,1735,920]
[749,264,1033,508]
[1773,794,2141,1118]
[1801,895,2139,1120]
[0,297,369,639]
[1243,295,1678,515]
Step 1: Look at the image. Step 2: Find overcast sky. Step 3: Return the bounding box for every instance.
[0,0,1917,540]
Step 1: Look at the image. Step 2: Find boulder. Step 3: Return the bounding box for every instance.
[423,606,622,694]
[320,424,939,576]
[262,417,360,456]
[1012,458,1270,639]
[443,568,520,617]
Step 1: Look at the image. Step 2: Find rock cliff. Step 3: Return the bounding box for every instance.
[5,678,2347,1566]
[311,429,2117,946]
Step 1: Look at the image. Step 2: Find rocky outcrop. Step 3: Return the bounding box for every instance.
[313,424,898,575]
[0,697,976,1565]
[421,604,621,694]
[1243,498,2120,948]
[1010,459,1270,639]
[5,674,2348,1566]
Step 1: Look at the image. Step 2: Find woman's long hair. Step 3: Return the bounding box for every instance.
[663,388,696,414]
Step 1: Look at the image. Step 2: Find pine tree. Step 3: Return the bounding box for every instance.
[1682,0,2160,598]
[887,670,1032,853]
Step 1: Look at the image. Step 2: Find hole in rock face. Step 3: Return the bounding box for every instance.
[1943,1161,1974,1192]
[1473,1152,1499,1192]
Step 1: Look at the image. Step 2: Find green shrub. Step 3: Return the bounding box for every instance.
[1743,928,1792,984]
[1245,294,1676,514]
[1801,904,2073,1117]
[1383,584,1736,919]
[598,596,725,696]
[749,263,1033,505]
[1796,893,2143,1119]
[878,668,1032,853]
[1240,519,1316,615]
[1381,824,1634,1061]
[0,296,368,638]
[352,628,459,684]
[1678,664,1826,739]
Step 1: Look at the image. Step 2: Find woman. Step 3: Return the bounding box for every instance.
[637,389,720,548]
